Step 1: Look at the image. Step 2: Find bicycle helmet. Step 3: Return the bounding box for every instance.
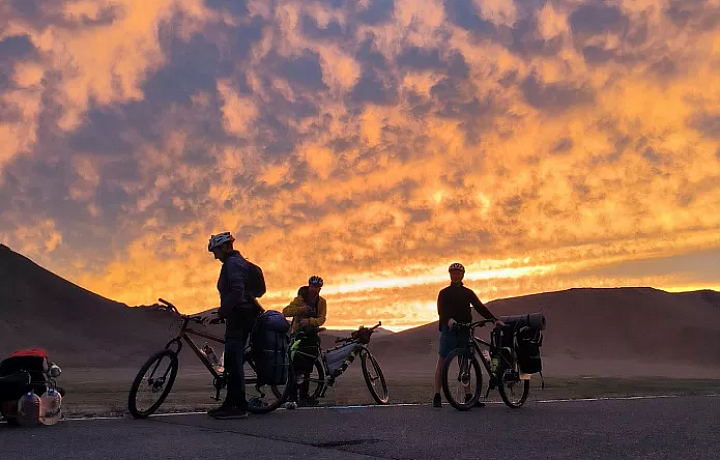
[448,262,465,272]
[208,232,235,251]
[308,275,324,287]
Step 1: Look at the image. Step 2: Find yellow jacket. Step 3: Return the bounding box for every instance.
[283,287,327,334]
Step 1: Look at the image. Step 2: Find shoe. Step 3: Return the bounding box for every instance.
[207,401,233,417]
[432,393,441,408]
[465,394,485,407]
[284,401,298,410]
[209,407,248,420]
[298,397,318,407]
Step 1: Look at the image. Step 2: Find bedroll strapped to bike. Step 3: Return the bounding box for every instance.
[251,311,290,386]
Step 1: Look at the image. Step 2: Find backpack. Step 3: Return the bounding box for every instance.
[245,260,267,298]
[251,311,290,385]
[0,349,51,411]
[0,349,51,389]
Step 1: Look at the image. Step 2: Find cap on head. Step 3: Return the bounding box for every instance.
[448,262,465,273]
[308,275,324,287]
[208,232,235,251]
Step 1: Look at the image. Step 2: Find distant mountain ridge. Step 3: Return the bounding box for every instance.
[1,244,719,374]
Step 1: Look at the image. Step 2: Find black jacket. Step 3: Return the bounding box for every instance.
[217,251,257,336]
[437,282,495,331]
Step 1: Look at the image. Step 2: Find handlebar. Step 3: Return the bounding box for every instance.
[452,319,497,330]
[157,298,218,325]
[334,321,382,343]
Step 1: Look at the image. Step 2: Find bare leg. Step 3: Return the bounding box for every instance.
[434,356,444,394]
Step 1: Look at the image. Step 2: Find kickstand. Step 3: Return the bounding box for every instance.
[540,372,545,390]
[484,386,492,398]
[212,387,221,401]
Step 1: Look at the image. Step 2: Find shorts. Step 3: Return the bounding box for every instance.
[438,324,470,358]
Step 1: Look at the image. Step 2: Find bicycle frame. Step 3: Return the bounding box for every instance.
[290,322,381,399]
[164,316,226,381]
[157,298,263,400]
[468,334,516,377]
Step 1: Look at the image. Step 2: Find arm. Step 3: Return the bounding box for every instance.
[217,261,246,319]
[469,290,496,321]
[306,298,327,327]
[283,296,307,317]
[437,290,448,327]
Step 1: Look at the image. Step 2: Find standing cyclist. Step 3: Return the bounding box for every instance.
[433,263,502,408]
[283,276,327,406]
[207,231,259,419]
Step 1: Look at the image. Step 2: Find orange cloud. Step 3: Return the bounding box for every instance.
[1,0,718,330]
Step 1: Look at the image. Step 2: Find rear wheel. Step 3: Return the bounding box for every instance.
[496,362,530,408]
[128,349,179,418]
[243,351,292,414]
[361,350,388,404]
[441,347,483,411]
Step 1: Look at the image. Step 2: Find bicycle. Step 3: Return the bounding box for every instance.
[128,298,292,418]
[441,319,531,410]
[288,322,389,405]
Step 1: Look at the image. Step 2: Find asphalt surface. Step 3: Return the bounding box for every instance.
[2,396,719,460]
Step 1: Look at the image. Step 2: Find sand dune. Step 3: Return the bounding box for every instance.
[2,244,719,378]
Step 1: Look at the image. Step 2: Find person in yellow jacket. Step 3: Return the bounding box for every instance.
[283,275,326,406]
[283,275,327,334]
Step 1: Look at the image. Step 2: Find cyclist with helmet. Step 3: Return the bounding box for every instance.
[433,262,502,408]
[283,276,327,406]
[207,231,260,419]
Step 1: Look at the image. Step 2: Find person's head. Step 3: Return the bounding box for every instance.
[448,262,465,284]
[208,232,235,261]
[308,275,323,296]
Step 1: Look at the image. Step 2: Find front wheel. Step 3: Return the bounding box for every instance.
[496,363,530,408]
[361,350,388,404]
[128,349,179,418]
[441,347,483,411]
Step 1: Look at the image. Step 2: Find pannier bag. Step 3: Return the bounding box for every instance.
[252,311,290,385]
[495,313,546,375]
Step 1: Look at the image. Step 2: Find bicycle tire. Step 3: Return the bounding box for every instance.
[361,350,389,404]
[496,363,530,408]
[441,347,483,411]
[246,352,293,414]
[307,357,326,399]
[128,349,179,418]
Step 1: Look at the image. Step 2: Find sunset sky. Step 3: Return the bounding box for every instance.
[1,0,718,330]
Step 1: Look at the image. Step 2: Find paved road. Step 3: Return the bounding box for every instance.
[2,396,719,460]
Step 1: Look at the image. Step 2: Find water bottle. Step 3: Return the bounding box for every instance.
[40,387,63,426]
[481,349,491,363]
[17,391,41,427]
[202,343,223,373]
[491,356,499,372]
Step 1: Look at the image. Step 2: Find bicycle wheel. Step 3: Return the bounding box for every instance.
[496,362,530,408]
[244,352,292,414]
[128,349,179,418]
[441,347,483,411]
[361,350,389,404]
